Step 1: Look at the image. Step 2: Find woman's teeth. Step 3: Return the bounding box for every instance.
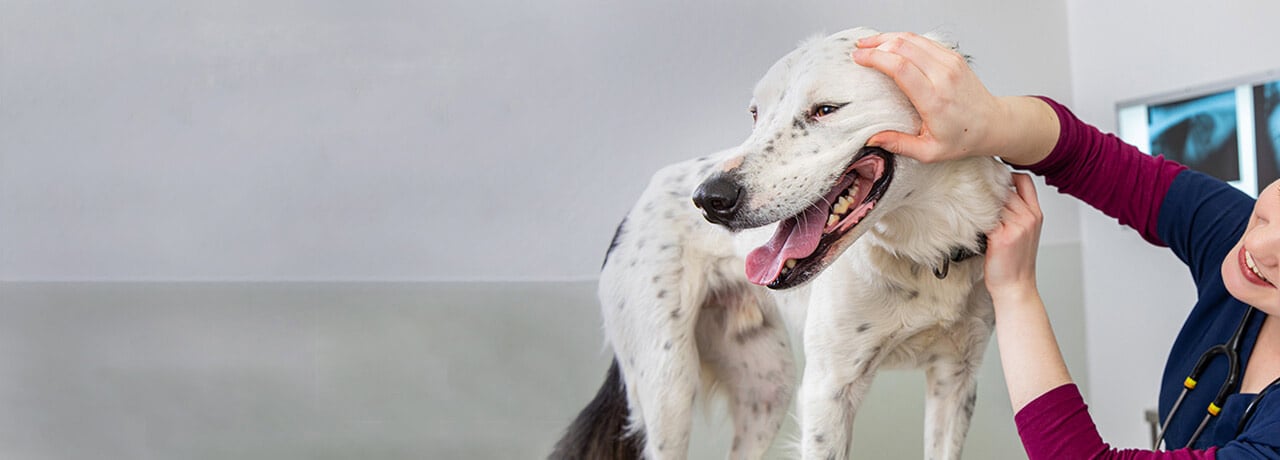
[1246,250,1271,283]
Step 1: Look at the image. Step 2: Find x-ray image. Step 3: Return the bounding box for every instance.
[1256,82,1280,190]
[1148,90,1240,182]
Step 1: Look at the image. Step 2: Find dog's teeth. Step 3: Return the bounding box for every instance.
[833,197,850,215]
[827,214,840,227]
[848,184,859,197]
[786,259,797,269]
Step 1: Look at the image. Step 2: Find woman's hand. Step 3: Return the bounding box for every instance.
[984,173,1043,303]
[852,33,1059,166]
[983,173,1074,411]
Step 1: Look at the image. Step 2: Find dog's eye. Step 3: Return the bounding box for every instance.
[812,104,844,119]
[749,107,758,124]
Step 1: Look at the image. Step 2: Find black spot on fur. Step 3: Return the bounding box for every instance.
[550,360,643,460]
[764,145,775,153]
[670,309,681,320]
[657,289,667,298]
[907,290,920,300]
[663,341,672,350]
[963,392,978,417]
[601,218,627,269]
[792,118,805,130]
[815,434,825,443]
[857,323,871,333]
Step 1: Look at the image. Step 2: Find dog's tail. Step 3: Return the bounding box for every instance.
[549,359,643,460]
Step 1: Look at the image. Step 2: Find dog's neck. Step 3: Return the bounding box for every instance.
[866,157,1008,271]
[933,235,986,279]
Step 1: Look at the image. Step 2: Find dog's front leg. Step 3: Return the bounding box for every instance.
[922,313,993,460]
[797,300,885,460]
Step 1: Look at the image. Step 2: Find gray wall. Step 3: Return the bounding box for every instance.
[1063,0,1280,448]
[1,0,1077,281]
[1,0,1089,458]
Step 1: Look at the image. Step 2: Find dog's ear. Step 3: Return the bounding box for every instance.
[922,31,973,64]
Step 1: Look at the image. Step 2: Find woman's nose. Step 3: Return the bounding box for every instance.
[1246,227,1280,267]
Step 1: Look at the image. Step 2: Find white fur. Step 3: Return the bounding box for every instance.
[596,27,1011,459]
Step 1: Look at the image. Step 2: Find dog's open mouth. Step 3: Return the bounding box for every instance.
[745,147,894,289]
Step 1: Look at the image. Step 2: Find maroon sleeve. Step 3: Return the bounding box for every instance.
[1010,97,1187,247]
[1015,384,1217,460]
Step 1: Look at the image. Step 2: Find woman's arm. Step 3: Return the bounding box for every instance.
[851,33,1060,166]
[989,175,1216,459]
[854,33,1186,247]
[986,173,1073,410]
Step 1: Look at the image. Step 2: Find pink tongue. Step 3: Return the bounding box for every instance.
[745,203,831,285]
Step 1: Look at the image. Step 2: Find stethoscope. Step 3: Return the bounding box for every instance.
[1153,306,1280,449]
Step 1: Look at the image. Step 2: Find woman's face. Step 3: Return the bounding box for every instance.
[1223,180,1280,314]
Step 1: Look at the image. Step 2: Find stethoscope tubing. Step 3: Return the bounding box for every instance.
[1153,307,1256,450]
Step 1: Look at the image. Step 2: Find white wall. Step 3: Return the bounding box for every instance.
[0,2,1096,458]
[1063,0,1280,448]
[1,0,1078,281]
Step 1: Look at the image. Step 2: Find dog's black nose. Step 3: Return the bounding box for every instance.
[692,175,742,226]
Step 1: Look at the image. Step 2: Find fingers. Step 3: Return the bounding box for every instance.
[857,32,963,84]
[1010,173,1042,218]
[867,130,930,158]
[851,46,932,106]
[856,32,954,59]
